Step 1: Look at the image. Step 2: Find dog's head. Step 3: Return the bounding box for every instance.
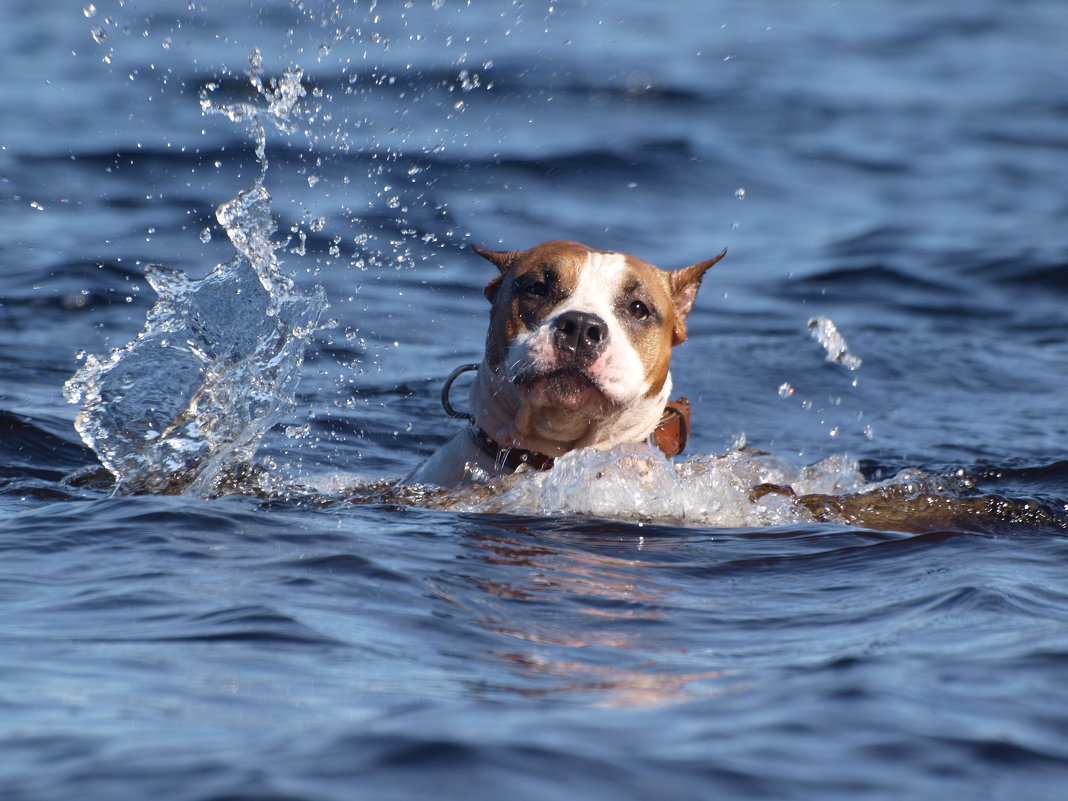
[469,240,725,457]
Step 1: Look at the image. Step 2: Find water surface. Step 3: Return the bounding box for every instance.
[2,1,1068,799]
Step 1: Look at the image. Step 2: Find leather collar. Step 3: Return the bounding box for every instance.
[466,398,692,475]
[441,363,693,475]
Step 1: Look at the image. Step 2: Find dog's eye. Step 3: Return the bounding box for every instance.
[627,300,651,320]
[519,280,549,297]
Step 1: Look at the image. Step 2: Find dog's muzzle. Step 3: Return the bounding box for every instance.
[552,310,608,363]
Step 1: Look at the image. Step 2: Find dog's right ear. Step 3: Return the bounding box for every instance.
[472,244,515,303]
[471,244,515,272]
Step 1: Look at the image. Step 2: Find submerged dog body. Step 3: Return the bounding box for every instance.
[407,240,725,487]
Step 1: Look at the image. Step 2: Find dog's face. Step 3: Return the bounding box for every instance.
[470,240,724,457]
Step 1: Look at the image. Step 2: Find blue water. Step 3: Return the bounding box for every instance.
[4,1,1068,799]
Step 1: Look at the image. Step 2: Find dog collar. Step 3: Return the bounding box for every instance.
[465,423,557,473]
[650,397,691,458]
[441,363,692,474]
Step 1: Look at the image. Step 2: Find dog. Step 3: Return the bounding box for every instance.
[405,240,726,487]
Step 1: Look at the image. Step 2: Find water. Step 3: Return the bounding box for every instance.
[3,1,1068,799]
[62,57,325,495]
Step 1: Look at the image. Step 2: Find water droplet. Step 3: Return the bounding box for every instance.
[83,4,97,18]
[777,382,794,398]
[199,227,212,243]
[386,196,400,209]
[307,174,320,188]
[90,25,107,44]
[807,316,862,370]
[734,187,746,200]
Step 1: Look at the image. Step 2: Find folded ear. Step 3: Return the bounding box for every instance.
[670,248,726,345]
[471,243,516,273]
[472,244,517,303]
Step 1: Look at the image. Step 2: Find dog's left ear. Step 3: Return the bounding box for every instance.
[472,243,517,303]
[670,248,726,345]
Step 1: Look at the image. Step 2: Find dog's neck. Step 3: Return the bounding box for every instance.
[468,361,672,459]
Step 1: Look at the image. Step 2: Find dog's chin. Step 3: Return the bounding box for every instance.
[517,369,611,412]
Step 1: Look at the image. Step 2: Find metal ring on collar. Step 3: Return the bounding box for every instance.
[441,363,480,421]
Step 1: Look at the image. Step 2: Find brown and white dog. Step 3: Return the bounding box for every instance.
[406,240,726,487]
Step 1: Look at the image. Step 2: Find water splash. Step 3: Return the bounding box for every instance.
[394,444,1064,534]
[444,444,872,526]
[200,49,306,176]
[65,53,326,495]
[808,316,862,370]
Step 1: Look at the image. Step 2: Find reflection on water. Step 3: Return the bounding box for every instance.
[431,523,728,708]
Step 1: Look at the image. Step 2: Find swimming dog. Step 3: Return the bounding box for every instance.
[406,240,725,487]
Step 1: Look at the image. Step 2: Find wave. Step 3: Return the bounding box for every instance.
[0,411,95,479]
[0,260,149,314]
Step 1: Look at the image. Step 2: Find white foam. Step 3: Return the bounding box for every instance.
[446,443,882,527]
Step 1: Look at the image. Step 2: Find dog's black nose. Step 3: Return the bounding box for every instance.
[553,310,608,359]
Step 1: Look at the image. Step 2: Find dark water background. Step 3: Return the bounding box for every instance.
[3,1,1068,799]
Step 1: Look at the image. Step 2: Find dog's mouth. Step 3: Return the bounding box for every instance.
[514,367,611,411]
